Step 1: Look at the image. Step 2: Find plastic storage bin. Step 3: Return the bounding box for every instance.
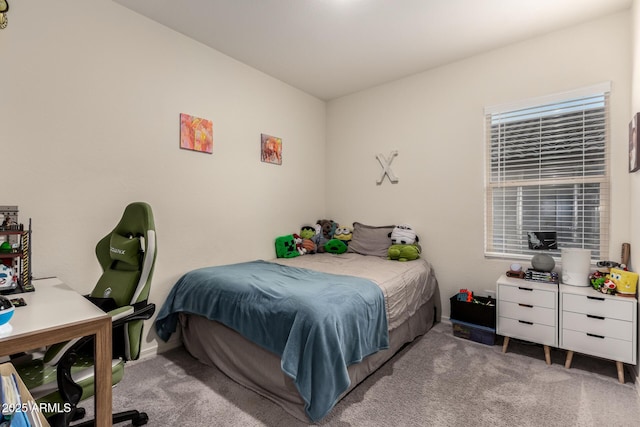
[449,295,496,328]
[451,319,496,345]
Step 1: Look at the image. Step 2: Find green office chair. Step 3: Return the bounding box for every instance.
[13,202,157,427]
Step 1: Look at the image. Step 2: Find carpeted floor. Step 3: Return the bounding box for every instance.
[76,322,640,426]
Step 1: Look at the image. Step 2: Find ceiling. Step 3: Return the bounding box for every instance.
[113,0,632,100]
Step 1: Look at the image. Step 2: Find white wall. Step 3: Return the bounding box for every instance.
[630,0,640,385]
[326,12,631,321]
[2,0,326,352]
[2,1,636,367]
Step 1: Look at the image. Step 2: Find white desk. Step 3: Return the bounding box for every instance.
[0,278,112,426]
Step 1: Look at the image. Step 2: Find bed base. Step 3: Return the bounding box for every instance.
[179,298,439,422]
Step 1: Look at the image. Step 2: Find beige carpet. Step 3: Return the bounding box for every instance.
[76,322,640,426]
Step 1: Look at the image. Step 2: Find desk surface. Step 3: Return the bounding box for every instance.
[0,278,113,427]
[2,278,108,340]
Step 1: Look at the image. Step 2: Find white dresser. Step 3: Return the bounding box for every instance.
[496,275,558,365]
[559,284,637,383]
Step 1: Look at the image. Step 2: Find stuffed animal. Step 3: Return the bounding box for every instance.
[301,238,316,254]
[275,234,300,258]
[313,219,337,253]
[389,224,419,245]
[333,225,353,245]
[292,233,306,255]
[388,244,421,262]
[300,226,316,240]
[325,239,348,254]
[608,268,638,295]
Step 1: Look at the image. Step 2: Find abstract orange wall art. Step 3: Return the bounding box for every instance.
[180,113,213,154]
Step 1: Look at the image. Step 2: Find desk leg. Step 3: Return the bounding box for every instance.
[94,318,113,427]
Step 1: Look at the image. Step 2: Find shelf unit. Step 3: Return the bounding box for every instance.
[0,219,32,293]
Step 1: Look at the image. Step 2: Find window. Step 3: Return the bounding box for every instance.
[484,84,610,262]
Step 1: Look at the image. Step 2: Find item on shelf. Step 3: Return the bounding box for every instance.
[524,269,559,285]
[531,253,555,272]
[0,207,33,293]
[561,248,591,287]
[0,264,17,292]
[596,260,621,269]
[506,269,525,279]
[608,268,638,296]
[590,270,615,295]
[0,295,14,335]
[528,231,557,272]
[507,262,524,278]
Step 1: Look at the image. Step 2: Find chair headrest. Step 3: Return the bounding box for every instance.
[109,234,142,266]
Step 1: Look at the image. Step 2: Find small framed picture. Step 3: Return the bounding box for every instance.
[180,113,213,154]
[260,134,282,165]
[629,113,639,173]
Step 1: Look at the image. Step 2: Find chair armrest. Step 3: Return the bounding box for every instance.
[110,303,155,329]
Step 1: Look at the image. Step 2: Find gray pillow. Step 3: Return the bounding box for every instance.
[347,222,395,257]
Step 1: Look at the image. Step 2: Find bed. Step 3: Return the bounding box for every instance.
[155,250,440,422]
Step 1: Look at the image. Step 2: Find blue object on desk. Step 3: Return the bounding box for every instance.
[0,296,14,326]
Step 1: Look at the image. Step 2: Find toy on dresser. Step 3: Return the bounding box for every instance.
[591,267,638,296]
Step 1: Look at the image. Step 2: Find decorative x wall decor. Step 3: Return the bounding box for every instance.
[376,151,399,185]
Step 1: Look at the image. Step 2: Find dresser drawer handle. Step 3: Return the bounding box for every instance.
[517,287,533,291]
[518,303,533,308]
[587,296,605,301]
[586,314,605,320]
[518,320,534,325]
[586,333,605,339]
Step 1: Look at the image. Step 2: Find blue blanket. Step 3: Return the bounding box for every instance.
[155,260,389,421]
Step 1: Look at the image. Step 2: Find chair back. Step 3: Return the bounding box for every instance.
[90,202,157,360]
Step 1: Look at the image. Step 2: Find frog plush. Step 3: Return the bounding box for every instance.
[388,243,421,262]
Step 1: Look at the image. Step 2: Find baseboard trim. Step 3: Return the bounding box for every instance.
[139,343,158,360]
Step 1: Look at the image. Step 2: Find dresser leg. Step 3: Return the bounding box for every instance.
[616,361,625,384]
[564,350,574,369]
[543,345,551,365]
[502,336,510,353]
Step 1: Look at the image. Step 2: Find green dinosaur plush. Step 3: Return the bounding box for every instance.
[388,243,421,261]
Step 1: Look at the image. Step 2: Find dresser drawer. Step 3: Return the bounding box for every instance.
[498,284,556,309]
[499,301,556,327]
[562,329,634,363]
[497,316,557,346]
[562,293,633,321]
[562,311,632,341]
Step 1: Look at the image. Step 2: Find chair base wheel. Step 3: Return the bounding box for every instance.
[132,412,149,426]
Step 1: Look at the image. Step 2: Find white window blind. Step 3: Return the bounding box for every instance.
[485,86,610,261]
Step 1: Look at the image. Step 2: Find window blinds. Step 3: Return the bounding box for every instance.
[485,87,610,261]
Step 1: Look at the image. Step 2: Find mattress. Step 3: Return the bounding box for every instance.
[176,253,441,422]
